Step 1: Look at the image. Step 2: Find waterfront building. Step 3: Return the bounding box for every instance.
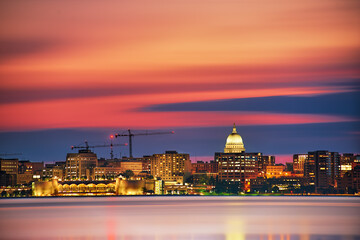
[42,163,64,180]
[93,166,122,180]
[150,151,191,183]
[17,161,36,185]
[32,178,164,196]
[258,155,275,173]
[215,124,258,191]
[18,161,33,174]
[120,160,144,175]
[0,158,18,175]
[266,165,289,178]
[293,154,307,175]
[0,158,18,185]
[215,153,258,188]
[304,151,340,191]
[250,177,304,193]
[17,173,33,185]
[191,160,218,174]
[340,153,355,177]
[65,150,98,180]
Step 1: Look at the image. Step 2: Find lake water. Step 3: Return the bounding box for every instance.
[0,196,359,240]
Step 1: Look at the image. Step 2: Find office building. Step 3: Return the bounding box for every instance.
[305,151,340,191]
[258,155,275,173]
[266,165,290,178]
[150,151,191,183]
[293,154,307,175]
[191,160,218,174]
[120,160,144,175]
[340,153,355,177]
[65,149,98,180]
[0,158,18,185]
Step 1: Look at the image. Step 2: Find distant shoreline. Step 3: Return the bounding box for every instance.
[1,194,359,200]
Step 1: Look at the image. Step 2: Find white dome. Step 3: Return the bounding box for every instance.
[224,123,245,153]
[226,133,244,145]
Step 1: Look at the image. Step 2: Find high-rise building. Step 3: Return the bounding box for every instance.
[0,158,18,175]
[305,151,340,191]
[150,151,191,183]
[330,152,340,186]
[215,125,258,191]
[65,150,98,180]
[340,153,355,177]
[293,154,307,175]
[0,158,18,186]
[258,155,275,173]
[304,152,316,187]
[215,153,258,190]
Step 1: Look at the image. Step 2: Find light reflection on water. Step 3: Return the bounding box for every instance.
[0,196,359,240]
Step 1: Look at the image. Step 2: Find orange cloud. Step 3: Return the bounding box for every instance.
[0,0,359,131]
[0,86,356,131]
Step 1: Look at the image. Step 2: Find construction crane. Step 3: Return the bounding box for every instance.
[71,140,127,159]
[115,129,174,158]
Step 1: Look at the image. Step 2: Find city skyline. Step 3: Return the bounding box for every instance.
[0,0,359,163]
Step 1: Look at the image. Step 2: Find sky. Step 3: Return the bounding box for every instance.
[0,0,359,163]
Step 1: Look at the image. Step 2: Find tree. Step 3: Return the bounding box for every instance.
[198,175,210,185]
[12,190,19,197]
[185,175,194,184]
[122,170,134,179]
[209,176,216,186]
[20,190,27,197]
[271,186,279,193]
[145,175,154,180]
[1,191,7,197]
[215,180,241,195]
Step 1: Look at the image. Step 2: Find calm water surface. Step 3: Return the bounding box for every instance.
[0,196,359,240]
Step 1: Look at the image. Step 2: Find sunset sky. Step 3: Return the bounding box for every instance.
[0,0,359,163]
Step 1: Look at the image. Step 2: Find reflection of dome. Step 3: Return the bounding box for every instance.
[224,123,245,153]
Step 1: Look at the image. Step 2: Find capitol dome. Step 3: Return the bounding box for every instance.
[224,123,245,153]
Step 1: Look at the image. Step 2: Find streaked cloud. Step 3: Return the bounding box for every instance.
[146,91,360,118]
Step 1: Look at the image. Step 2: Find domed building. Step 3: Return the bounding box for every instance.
[224,123,245,153]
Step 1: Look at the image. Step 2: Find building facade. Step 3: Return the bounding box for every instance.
[65,150,98,180]
[0,158,18,186]
[191,160,218,174]
[340,153,355,177]
[305,151,340,191]
[258,155,275,173]
[293,154,307,175]
[150,151,191,182]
